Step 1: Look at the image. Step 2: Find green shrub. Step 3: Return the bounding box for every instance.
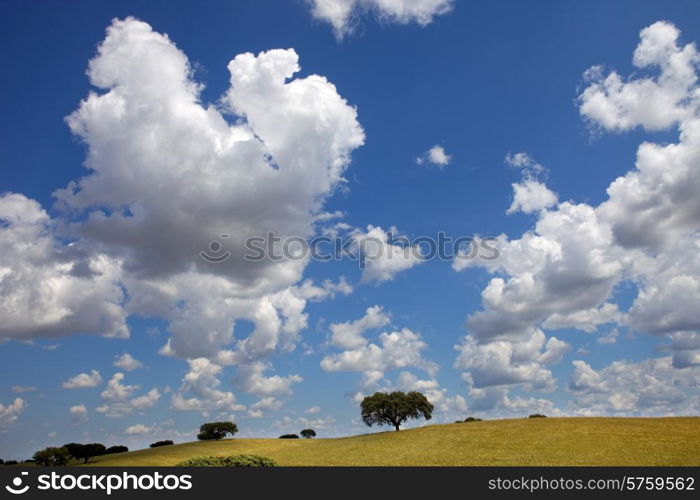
[528,414,547,418]
[176,454,277,467]
[463,417,483,422]
[223,454,277,467]
[279,434,299,439]
[176,456,228,467]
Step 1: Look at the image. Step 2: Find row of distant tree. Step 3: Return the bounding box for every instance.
[28,443,129,466]
[3,392,548,465]
[195,422,317,440]
[1,443,130,466]
[5,422,319,465]
[279,429,316,439]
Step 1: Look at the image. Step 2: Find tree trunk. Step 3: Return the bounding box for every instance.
[394,422,400,431]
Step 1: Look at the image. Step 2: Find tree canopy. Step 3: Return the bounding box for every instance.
[149,440,174,448]
[62,443,106,463]
[105,445,129,454]
[197,421,238,440]
[300,429,316,438]
[360,391,433,431]
[33,447,71,466]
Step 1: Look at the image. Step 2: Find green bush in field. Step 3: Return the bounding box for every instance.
[528,414,547,418]
[223,455,277,467]
[464,417,483,422]
[176,454,277,467]
[175,456,226,467]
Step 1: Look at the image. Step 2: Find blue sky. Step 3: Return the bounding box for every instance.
[2,0,700,460]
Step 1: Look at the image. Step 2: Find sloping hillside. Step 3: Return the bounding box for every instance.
[90,417,700,466]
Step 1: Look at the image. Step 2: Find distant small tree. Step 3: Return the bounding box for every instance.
[300,429,316,439]
[279,434,299,439]
[197,422,238,441]
[361,391,434,431]
[105,445,129,455]
[62,443,106,463]
[0,459,3,465]
[464,417,483,422]
[528,414,547,418]
[150,440,174,448]
[33,447,71,466]
[4,460,18,466]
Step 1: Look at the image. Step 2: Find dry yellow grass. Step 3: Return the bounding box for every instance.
[90,417,700,466]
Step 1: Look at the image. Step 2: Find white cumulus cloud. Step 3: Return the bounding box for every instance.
[69,404,88,423]
[97,373,160,417]
[62,370,103,389]
[114,353,143,371]
[454,21,700,413]
[309,0,453,39]
[329,305,390,349]
[417,145,451,167]
[0,398,27,429]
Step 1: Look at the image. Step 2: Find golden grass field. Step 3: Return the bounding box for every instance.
[89,417,700,466]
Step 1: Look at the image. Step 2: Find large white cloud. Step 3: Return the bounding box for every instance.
[454,21,700,413]
[568,357,700,416]
[322,307,437,388]
[579,21,698,132]
[2,17,366,406]
[170,358,245,415]
[96,372,160,417]
[56,18,363,361]
[309,0,453,39]
[454,329,568,392]
[0,194,127,341]
[0,398,26,429]
[329,305,390,349]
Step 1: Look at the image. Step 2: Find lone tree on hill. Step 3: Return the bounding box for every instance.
[300,429,316,439]
[360,391,433,431]
[197,421,238,440]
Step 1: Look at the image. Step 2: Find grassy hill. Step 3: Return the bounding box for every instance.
[91,417,700,466]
